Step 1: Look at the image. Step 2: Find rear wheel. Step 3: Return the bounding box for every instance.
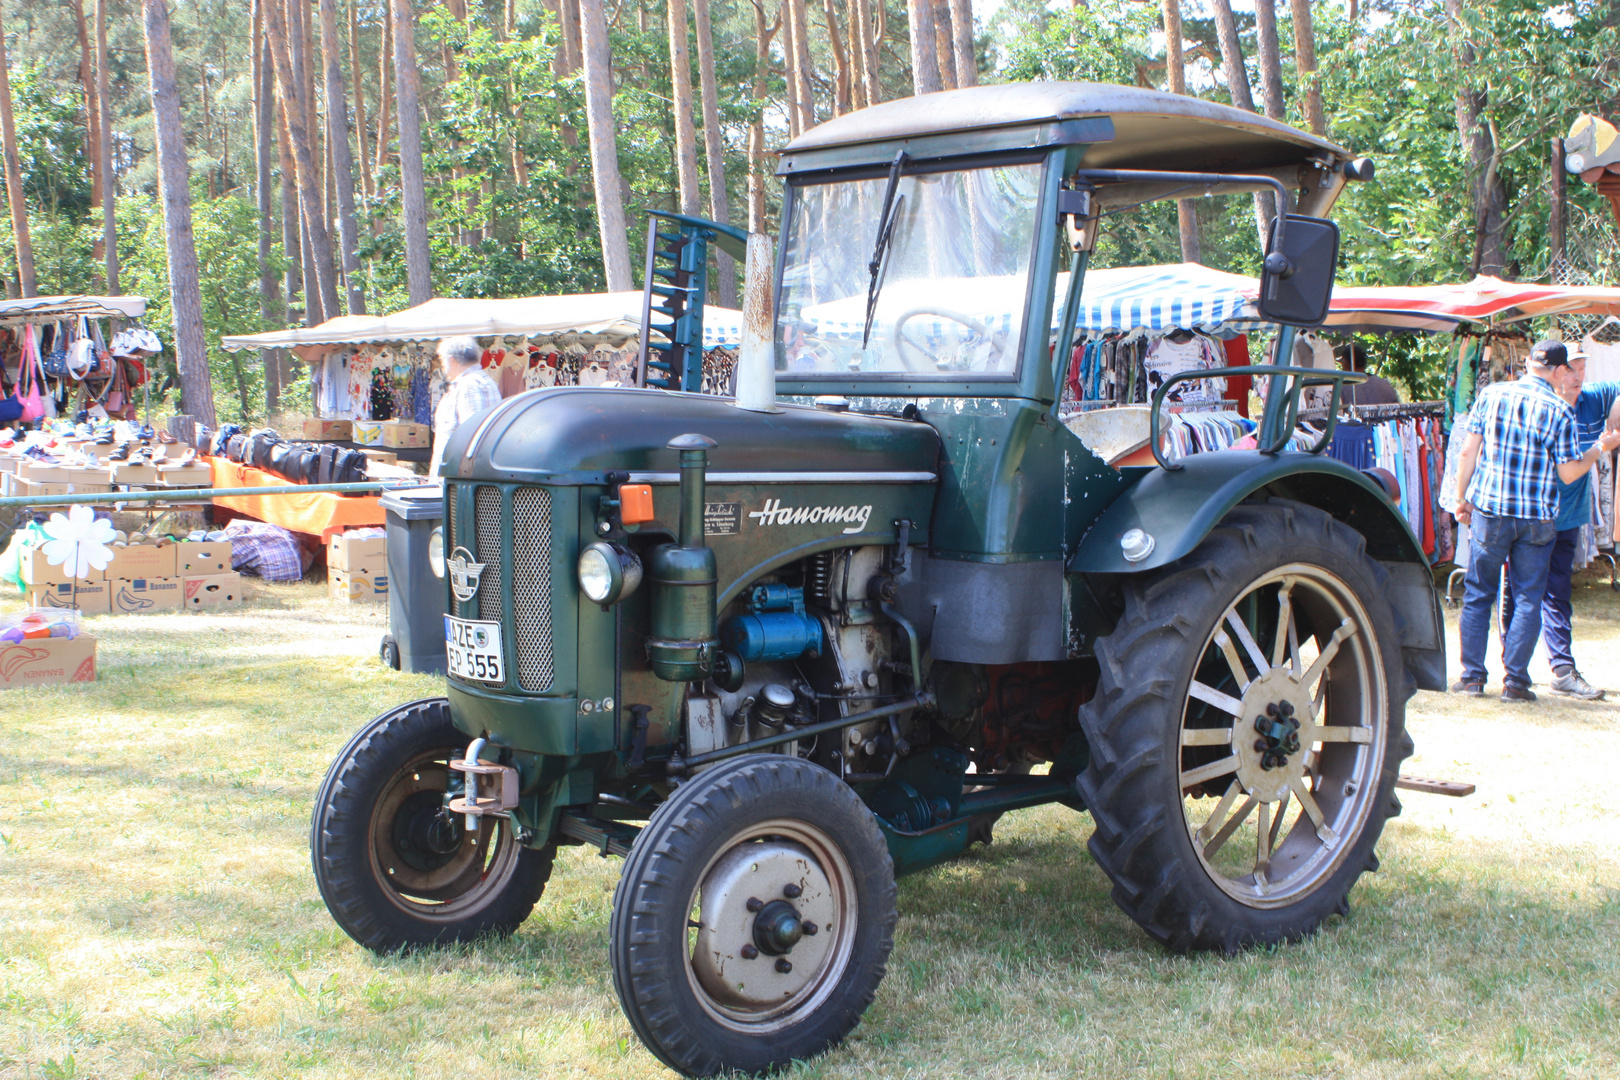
[610,755,896,1076]
[311,698,553,952]
[1078,501,1414,952]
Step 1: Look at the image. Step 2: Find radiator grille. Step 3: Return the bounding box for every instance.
[474,486,504,623]
[511,488,555,691]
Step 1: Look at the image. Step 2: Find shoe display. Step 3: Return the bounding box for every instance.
[1550,668,1605,701]
[95,430,115,445]
[177,448,197,465]
[1501,685,1537,703]
[1450,679,1485,697]
[108,443,132,462]
[157,430,177,444]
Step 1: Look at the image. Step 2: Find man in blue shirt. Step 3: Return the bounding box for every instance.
[1453,341,1620,701]
[1500,346,1620,699]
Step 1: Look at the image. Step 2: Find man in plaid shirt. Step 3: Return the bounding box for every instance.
[1453,341,1620,700]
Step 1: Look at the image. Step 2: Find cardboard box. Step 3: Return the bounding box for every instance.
[184,573,244,609]
[352,420,384,446]
[104,543,178,580]
[303,419,354,441]
[64,465,114,487]
[329,569,389,603]
[379,420,431,449]
[328,532,387,575]
[0,633,97,689]
[111,462,163,486]
[16,461,72,484]
[21,547,106,586]
[174,541,234,576]
[158,462,212,487]
[28,580,111,616]
[111,576,184,613]
[359,448,398,466]
[0,455,19,475]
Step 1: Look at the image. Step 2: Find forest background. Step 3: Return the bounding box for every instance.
[0,0,1617,426]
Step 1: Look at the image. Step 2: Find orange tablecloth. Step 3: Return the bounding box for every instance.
[209,459,384,538]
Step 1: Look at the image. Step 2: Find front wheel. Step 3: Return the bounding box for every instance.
[1078,501,1415,952]
[311,698,553,952]
[610,756,897,1077]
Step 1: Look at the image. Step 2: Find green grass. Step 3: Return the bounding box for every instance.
[2,573,1618,1078]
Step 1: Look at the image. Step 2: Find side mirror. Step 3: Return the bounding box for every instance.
[1257,214,1339,327]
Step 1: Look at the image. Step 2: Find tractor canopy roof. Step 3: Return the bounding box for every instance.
[780,82,1351,178]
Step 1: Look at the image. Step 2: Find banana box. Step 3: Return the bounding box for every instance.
[28,580,111,616]
[112,577,184,613]
[0,633,97,688]
[184,573,244,609]
[329,569,388,603]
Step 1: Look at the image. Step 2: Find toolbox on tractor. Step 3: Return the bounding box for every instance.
[312,82,1443,1077]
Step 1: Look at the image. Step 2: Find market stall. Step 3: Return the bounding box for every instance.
[0,295,157,425]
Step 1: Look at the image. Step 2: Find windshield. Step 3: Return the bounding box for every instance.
[777,160,1045,378]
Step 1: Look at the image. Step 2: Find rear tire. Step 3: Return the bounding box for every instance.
[1078,501,1415,952]
[311,698,553,952]
[610,756,896,1076]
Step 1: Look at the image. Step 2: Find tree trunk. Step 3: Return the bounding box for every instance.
[1287,0,1324,137]
[787,0,815,135]
[276,85,304,321]
[391,0,434,302]
[319,0,367,313]
[1446,0,1505,277]
[375,6,392,179]
[559,0,582,72]
[932,0,955,90]
[1254,0,1285,121]
[847,0,868,109]
[1549,136,1567,267]
[907,0,941,95]
[289,0,324,225]
[668,0,701,215]
[70,0,103,217]
[0,4,35,297]
[267,0,344,320]
[948,0,974,88]
[693,0,736,305]
[141,0,217,426]
[349,0,372,201]
[579,0,634,290]
[96,0,119,293]
[748,0,778,235]
[861,0,881,107]
[822,0,852,115]
[1161,0,1201,264]
[253,0,282,411]
[1210,0,1268,244]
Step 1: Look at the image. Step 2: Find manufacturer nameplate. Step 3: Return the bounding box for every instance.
[704,502,742,536]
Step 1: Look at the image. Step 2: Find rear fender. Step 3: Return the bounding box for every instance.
[1070,451,1445,690]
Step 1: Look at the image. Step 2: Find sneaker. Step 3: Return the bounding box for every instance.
[1501,685,1537,703]
[1450,679,1486,697]
[1550,668,1605,701]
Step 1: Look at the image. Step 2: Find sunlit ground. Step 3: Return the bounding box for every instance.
[1,571,1617,1079]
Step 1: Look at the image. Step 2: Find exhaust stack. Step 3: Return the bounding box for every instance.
[733,232,781,413]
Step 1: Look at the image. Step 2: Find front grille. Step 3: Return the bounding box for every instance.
[474,486,505,623]
[511,489,556,691]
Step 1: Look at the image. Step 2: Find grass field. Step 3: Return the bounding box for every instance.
[2,572,1618,1079]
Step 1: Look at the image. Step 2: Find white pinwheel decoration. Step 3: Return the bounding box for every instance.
[41,505,116,580]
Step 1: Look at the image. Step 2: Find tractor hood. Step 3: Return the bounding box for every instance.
[441,387,942,485]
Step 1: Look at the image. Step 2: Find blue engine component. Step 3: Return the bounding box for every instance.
[723,584,822,662]
[726,611,823,662]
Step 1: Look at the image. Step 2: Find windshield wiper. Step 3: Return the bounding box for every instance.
[861,150,909,349]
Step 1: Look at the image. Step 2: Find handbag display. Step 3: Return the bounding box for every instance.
[18,326,47,424]
[41,323,71,379]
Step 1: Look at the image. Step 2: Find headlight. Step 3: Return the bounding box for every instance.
[578,542,642,605]
[429,527,445,578]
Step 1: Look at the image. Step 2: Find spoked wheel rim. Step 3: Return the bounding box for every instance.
[683,818,859,1033]
[366,748,523,923]
[1179,564,1387,909]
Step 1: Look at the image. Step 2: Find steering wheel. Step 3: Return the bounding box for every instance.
[889,306,1000,372]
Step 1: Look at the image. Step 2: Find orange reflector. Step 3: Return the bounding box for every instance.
[619,483,655,525]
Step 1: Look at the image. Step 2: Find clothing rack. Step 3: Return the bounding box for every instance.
[1295,400,1446,423]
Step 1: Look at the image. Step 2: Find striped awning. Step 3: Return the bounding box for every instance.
[1075,263,1261,335]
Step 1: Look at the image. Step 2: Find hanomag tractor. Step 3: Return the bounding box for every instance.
[313,83,1445,1076]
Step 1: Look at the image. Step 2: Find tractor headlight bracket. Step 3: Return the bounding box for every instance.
[578,541,643,606]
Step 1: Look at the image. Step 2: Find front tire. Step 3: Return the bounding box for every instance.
[1078,501,1415,952]
[311,698,554,952]
[610,755,897,1076]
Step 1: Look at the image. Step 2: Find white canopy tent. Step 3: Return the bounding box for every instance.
[220,291,745,353]
[0,295,147,326]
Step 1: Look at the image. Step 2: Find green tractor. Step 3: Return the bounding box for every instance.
[313,83,1444,1076]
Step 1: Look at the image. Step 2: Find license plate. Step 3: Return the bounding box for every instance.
[445,616,505,683]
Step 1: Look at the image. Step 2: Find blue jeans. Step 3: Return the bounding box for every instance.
[1499,527,1578,674]
[1459,512,1557,689]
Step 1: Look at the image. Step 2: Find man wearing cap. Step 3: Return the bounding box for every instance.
[1452,340,1620,701]
[1499,344,1620,700]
